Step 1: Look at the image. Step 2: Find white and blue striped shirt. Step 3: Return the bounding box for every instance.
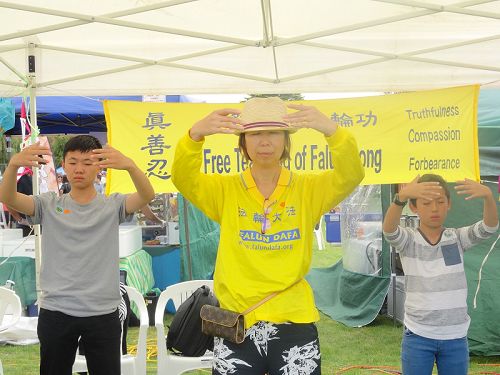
[384,220,498,339]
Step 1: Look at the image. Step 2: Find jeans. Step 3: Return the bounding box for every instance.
[401,327,469,375]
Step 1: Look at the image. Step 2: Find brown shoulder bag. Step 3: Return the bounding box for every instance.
[200,281,300,344]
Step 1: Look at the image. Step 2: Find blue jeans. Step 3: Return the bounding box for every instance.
[401,327,469,375]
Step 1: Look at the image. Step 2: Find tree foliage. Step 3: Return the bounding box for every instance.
[245,93,304,101]
[50,135,72,168]
[0,136,21,171]
[0,134,71,173]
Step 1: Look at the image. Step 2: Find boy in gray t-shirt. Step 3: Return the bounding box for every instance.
[0,135,155,375]
[382,174,498,375]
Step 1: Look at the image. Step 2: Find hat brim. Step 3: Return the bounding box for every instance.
[235,121,298,134]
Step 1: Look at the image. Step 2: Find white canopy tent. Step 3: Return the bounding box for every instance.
[1,0,500,97]
[1,0,500,309]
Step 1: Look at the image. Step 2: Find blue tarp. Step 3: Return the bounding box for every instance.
[7,95,190,134]
[0,98,14,133]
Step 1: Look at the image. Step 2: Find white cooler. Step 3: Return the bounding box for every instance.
[1,235,36,258]
[0,228,23,242]
[119,225,143,258]
[343,238,382,275]
[167,222,180,245]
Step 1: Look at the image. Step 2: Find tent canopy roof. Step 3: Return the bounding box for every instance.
[1,0,500,97]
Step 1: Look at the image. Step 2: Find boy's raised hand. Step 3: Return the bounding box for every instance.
[456,178,498,228]
[91,145,134,171]
[455,178,493,200]
[92,145,155,215]
[9,142,51,168]
[399,175,442,202]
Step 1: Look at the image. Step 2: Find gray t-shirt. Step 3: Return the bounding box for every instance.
[30,192,131,317]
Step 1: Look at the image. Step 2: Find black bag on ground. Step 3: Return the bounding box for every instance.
[166,285,219,357]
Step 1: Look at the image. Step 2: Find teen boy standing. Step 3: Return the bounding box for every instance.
[0,135,155,375]
[383,174,498,375]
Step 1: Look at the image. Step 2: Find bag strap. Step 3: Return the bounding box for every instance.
[241,279,302,316]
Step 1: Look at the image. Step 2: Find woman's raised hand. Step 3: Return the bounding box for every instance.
[284,104,338,136]
[189,109,243,141]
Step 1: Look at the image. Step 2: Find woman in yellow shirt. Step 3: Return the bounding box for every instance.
[172,97,364,375]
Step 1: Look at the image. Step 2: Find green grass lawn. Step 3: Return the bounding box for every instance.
[2,313,500,374]
[1,242,499,374]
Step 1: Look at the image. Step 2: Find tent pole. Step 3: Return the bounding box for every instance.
[389,185,397,326]
[27,43,42,304]
[181,195,193,281]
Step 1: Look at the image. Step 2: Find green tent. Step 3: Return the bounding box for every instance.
[477,89,500,177]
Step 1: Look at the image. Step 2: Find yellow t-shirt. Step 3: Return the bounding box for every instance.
[172,128,364,328]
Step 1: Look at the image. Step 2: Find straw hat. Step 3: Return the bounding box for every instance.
[237,97,298,134]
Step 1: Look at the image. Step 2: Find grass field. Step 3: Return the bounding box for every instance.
[1,244,500,374]
[2,312,500,375]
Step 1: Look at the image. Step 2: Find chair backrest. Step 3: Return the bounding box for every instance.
[155,280,215,375]
[155,280,214,325]
[124,285,149,375]
[0,287,22,332]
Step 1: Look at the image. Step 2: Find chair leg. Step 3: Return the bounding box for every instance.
[120,362,136,375]
[315,228,324,250]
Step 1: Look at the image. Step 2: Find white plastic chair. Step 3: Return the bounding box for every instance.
[314,215,325,250]
[155,280,214,375]
[0,206,7,229]
[0,286,22,375]
[0,286,22,332]
[72,285,149,375]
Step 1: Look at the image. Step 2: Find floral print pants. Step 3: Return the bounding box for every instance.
[212,321,321,375]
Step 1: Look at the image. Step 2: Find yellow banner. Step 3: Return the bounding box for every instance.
[104,85,479,193]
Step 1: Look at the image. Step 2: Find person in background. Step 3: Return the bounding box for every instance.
[172,97,364,375]
[382,174,498,375]
[100,170,107,192]
[0,135,155,375]
[140,203,164,225]
[6,167,33,236]
[57,174,63,191]
[94,173,104,194]
[60,175,71,195]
